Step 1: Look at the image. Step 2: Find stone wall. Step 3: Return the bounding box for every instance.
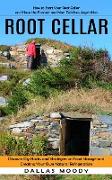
[8,112,112,155]
[9,113,61,155]
[10,44,70,68]
[90,115,112,155]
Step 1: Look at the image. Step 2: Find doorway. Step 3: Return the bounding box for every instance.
[60,118,91,155]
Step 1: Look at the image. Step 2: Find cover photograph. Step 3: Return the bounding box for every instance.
[0,0,112,179]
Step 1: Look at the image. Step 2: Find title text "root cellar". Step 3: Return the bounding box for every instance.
[5,18,108,35]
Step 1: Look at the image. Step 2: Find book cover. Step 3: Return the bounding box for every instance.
[0,0,112,179]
